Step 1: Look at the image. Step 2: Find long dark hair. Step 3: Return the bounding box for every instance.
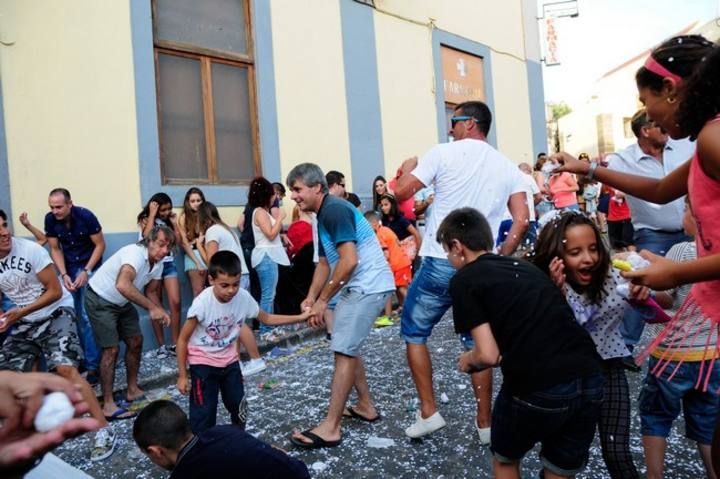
[137,192,172,226]
[378,193,400,220]
[247,176,275,210]
[635,35,716,140]
[531,212,610,304]
[677,40,720,140]
[372,175,387,211]
[198,202,229,232]
[182,187,205,242]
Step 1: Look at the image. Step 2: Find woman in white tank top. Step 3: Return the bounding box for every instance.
[247,178,289,339]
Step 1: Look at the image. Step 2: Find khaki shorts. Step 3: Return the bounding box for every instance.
[85,287,141,348]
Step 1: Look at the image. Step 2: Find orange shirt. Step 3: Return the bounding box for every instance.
[376,226,411,272]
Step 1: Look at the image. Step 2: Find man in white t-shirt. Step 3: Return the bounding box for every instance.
[85,225,173,421]
[394,100,529,441]
[0,209,116,462]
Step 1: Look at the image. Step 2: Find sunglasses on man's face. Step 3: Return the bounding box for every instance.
[450,116,479,127]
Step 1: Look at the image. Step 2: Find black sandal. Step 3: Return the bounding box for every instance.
[290,430,342,449]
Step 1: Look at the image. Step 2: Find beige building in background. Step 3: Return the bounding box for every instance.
[555,19,719,158]
[0,0,548,344]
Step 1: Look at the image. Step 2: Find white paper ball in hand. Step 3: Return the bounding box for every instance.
[34,392,75,432]
[627,252,651,270]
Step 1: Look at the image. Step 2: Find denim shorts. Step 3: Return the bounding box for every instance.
[162,259,178,279]
[184,249,207,272]
[639,357,720,444]
[331,288,391,357]
[327,291,340,311]
[400,257,454,344]
[492,373,604,476]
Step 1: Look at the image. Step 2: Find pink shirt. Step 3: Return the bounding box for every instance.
[388,177,416,221]
[549,173,579,208]
[688,124,720,321]
[186,287,260,367]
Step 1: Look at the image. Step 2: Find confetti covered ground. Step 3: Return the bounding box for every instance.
[56,313,710,478]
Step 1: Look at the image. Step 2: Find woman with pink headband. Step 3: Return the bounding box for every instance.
[553,34,720,478]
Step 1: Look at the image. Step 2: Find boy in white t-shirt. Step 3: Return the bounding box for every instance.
[176,250,309,433]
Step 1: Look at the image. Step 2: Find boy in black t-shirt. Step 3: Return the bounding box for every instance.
[437,208,603,479]
[133,400,310,479]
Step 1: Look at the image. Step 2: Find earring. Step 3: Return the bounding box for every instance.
[667,96,677,104]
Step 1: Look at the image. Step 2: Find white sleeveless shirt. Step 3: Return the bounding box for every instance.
[251,208,290,268]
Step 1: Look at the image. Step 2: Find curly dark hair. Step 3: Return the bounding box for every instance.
[137,192,172,226]
[635,35,717,140]
[530,212,610,304]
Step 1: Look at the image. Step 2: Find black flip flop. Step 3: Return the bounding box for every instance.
[290,430,342,449]
[344,406,381,423]
[104,407,137,422]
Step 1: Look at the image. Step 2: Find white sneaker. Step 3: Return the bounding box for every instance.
[91,427,116,462]
[242,358,267,377]
[155,346,169,359]
[405,411,446,438]
[476,423,491,445]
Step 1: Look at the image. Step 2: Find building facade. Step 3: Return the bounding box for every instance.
[0,0,546,340]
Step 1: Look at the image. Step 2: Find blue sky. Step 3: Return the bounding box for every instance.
[542,0,720,103]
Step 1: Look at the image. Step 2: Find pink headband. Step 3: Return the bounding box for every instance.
[644,56,682,83]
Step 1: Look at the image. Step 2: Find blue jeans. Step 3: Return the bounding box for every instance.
[255,255,278,334]
[492,373,604,476]
[561,203,581,212]
[639,357,720,444]
[634,228,691,256]
[400,257,455,344]
[67,265,100,371]
[189,362,246,434]
[622,229,691,349]
[495,220,538,248]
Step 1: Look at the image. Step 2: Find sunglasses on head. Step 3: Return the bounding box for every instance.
[450,116,479,127]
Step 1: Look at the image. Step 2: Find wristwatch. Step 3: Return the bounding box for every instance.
[586,160,598,181]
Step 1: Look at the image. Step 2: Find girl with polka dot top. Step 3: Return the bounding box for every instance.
[532,212,651,479]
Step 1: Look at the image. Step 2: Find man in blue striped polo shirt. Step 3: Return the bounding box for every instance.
[286,163,394,449]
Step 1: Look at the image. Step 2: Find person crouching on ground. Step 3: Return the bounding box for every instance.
[133,400,310,479]
[438,207,604,479]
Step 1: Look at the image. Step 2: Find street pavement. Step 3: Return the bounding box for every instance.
[56,313,708,478]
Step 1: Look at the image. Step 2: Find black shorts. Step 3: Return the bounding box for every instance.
[608,219,634,249]
[491,373,604,476]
